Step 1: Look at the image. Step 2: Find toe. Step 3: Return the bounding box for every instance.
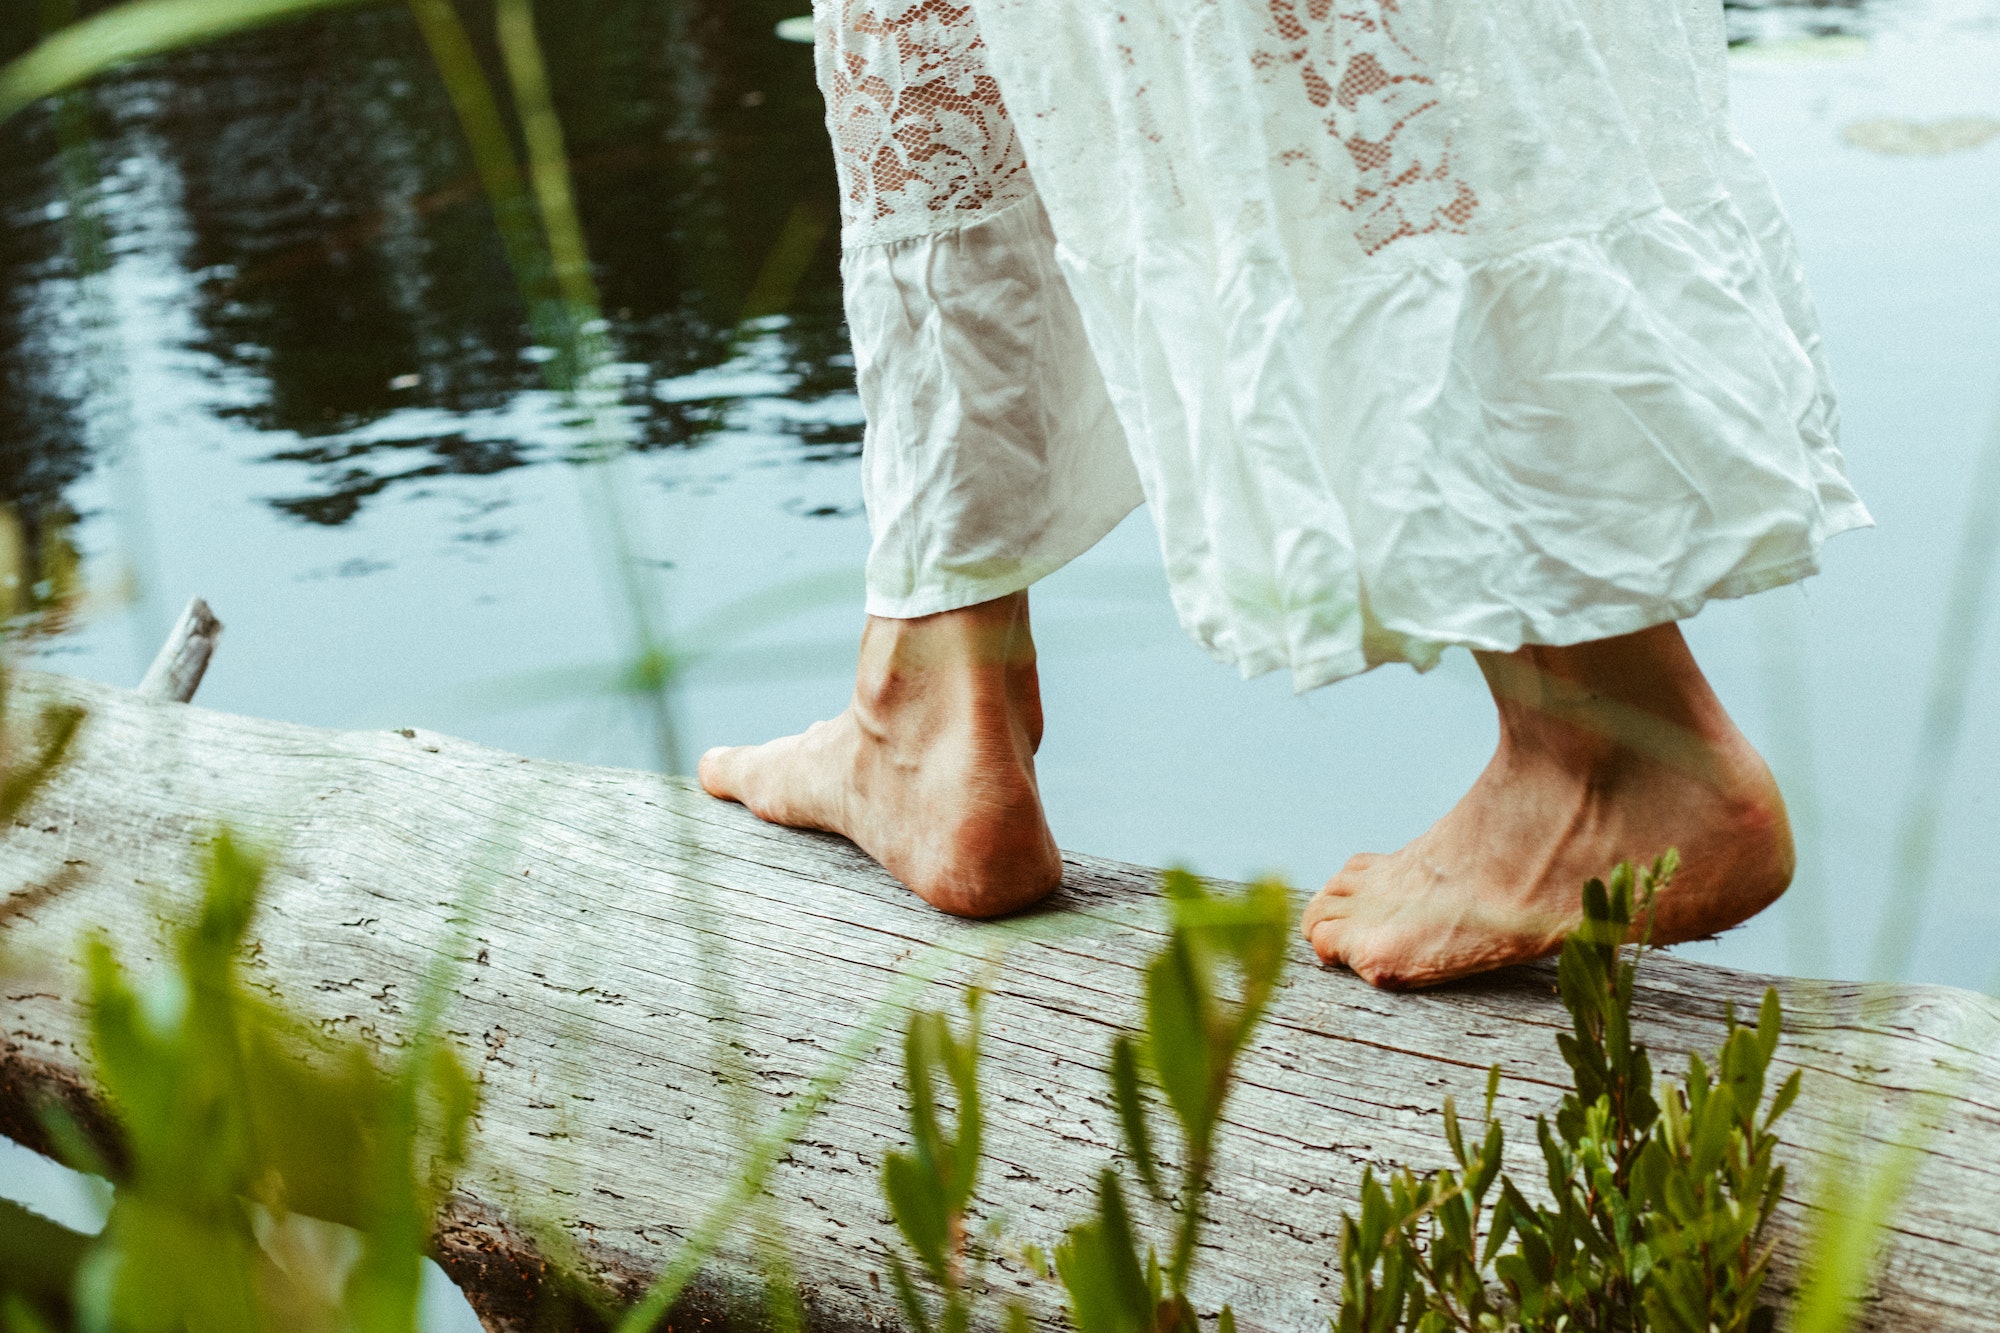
[1302,853,1375,941]
[1307,916,1413,988]
[1351,955,1418,991]
[1306,913,1347,966]
[1300,884,1348,941]
[698,745,744,801]
[1302,878,1360,951]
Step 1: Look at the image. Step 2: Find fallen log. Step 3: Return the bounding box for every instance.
[0,670,1995,1332]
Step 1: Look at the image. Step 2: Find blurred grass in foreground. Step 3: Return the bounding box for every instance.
[10,833,476,1333]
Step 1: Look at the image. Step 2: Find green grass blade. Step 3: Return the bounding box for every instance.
[612,954,951,1333]
[1870,382,2000,980]
[1753,591,1830,976]
[1788,1137,1925,1333]
[404,0,556,341]
[487,0,679,771]
[0,0,384,127]
[609,907,1112,1331]
[494,0,599,320]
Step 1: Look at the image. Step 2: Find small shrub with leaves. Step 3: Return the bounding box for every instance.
[1336,856,1798,1333]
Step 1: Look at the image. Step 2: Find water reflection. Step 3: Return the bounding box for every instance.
[0,110,92,539]
[0,0,848,529]
[1727,0,1873,42]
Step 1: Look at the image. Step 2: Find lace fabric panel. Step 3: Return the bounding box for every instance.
[812,0,1037,249]
[1253,0,1480,255]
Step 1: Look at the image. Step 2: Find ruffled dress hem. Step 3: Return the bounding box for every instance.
[1252,516,1871,694]
[1065,194,1874,692]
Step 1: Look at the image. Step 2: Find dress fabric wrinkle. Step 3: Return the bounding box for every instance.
[813,0,1870,689]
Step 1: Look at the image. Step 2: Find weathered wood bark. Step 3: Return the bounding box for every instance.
[1,671,1995,1331]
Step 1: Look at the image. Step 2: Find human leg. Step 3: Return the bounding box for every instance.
[1301,623,1793,988]
[699,591,1061,917]
[701,3,1139,914]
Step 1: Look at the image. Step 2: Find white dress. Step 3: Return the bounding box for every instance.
[814,0,1870,690]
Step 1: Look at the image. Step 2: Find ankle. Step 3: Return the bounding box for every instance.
[1502,625,1730,734]
[1478,626,1745,779]
[852,594,1035,725]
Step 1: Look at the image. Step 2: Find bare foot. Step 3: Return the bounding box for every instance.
[698,591,1062,917]
[1302,625,1793,989]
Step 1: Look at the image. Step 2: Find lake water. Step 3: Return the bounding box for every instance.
[0,0,1996,1011]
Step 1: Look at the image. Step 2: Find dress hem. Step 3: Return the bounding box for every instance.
[864,492,1146,620]
[1257,503,1874,694]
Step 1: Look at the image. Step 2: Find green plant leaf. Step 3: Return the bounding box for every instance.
[1755,989,1782,1061]
[1471,1115,1504,1201]
[942,991,985,1213]
[0,1199,90,1319]
[904,1013,948,1178]
[0,701,82,828]
[1020,1242,1050,1280]
[1110,1033,1167,1204]
[887,1251,935,1333]
[32,1100,114,1183]
[1144,934,1215,1154]
[881,993,989,1297]
[1055,1171,1153,1333]
[1094,1169,1153,1317]
[2,1293,61,1333]
[884,1149,950,1283]
[1441,1095,1467,1169]
[1765,1069,1802,1131]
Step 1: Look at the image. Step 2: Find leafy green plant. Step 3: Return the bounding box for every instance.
[1054,871,1289,1333]
[18,832,476,1333]
[1336,857,1798,1333]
